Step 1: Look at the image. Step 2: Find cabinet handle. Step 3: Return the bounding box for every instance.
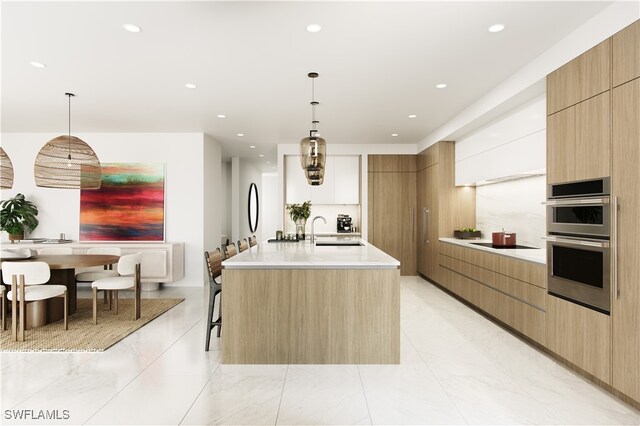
[614,196,619,299]
[423,208,430,244]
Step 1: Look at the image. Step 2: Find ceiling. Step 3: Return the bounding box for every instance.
[1,1,613,169]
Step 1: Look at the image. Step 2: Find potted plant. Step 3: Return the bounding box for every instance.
[0,193,39,242]
[286,201,311,240]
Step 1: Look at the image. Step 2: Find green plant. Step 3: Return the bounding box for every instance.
[0,193,39,236]
[459,227,479,232]
[287,201,311,222]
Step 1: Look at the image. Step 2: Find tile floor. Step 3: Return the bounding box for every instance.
[1,277,639,425]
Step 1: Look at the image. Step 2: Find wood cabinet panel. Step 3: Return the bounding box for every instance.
[613,20,640,87]
[546,294,611,383]
[612,79,640,401]
[575,92,610,180]
[547,107,576,184]
[547,39,610,115]
[368,155,416,172]
[417,144,439,171]
[402,172,417,275]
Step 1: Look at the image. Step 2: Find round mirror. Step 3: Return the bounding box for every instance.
[248,182,259,233]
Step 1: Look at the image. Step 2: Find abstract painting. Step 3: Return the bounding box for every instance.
[80,163,165,241]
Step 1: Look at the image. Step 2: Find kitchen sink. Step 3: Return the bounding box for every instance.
[315,241,364,247]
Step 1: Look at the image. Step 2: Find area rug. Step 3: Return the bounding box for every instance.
[0,297,184,352]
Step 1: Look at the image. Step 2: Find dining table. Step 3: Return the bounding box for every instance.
[0,254,120,327]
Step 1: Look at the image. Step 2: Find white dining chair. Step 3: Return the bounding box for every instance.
[75,247,121,307]
[1,261,68,341]
[91,253,142,324]
[38,247,73,255]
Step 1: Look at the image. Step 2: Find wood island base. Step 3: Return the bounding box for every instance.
[221,268,400,364]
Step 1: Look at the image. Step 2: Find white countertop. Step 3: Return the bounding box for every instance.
[222,237,400,269]
[439,237,546,265]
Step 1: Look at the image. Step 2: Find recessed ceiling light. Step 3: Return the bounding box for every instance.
[306,24,322,33]
[436,83,447,89]
[488,24,505,33]
[259,154,264,157]
[391,133,398,137]
[266,161,271,164]
[408,114,417,119]
[217,114,226,119]
[30,61,46,68]
[237,133,244,137]
[123,24,142,33]
[249,145,256,148]
[185,83,197,89]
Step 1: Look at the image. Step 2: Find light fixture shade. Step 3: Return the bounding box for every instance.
[304,166,324,186]
[34,135,102,189]
[0,147,14,189]
[300,135,326,172]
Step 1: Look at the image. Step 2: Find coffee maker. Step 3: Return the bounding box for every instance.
[337,214,352,233]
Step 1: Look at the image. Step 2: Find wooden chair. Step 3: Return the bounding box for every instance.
[37,247,73,255]
[238,239,249,253]
[1,261,68,342]
[0,285,6,333]
[91,253,141,324]
[225,243,238,258]
[75,247,121,307]
[248,235,257,247]
[204,248,224,350]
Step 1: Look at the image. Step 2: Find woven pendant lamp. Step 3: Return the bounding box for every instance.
[34,93,101,189]
[0,147,14,189]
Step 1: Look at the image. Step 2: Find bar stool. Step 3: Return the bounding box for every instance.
[204,248,224,351]
[248,235,257,247]
[225,243,238,258]
[238,239,249,253]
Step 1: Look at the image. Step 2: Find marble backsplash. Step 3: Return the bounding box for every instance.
[475,175,546,248]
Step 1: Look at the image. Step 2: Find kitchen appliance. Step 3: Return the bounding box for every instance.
[545,177,611,314]
[545,177,610,238]
[492,230,517,247]
[337,215,352,233]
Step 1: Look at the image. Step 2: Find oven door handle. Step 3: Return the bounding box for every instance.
[543,235,610,248]
[542,197,610,206]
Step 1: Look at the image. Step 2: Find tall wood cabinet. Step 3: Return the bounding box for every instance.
[416,142,475,283]
[368,155,416,276]
[612,77,640,403]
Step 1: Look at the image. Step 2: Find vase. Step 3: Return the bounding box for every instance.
[8,232,24,243]
[295,218,307,240]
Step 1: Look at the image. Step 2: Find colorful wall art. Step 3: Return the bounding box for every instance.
[80,163,165,241]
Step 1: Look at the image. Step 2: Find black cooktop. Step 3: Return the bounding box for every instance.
[470,242,539,249]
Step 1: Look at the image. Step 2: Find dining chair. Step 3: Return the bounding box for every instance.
[225,243,238,258]
[38,247,73,255]
[238,239,249,253]
[248,235,257,247]
[204,248,224,350]
[1,261,68,342]
[91,253,142,324]
[75,247,121,307]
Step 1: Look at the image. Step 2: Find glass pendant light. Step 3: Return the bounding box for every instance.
[299,72,326,185]
[0,147,14,189]
[34,93,102,189]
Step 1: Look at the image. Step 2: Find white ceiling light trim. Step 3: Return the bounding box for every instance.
[488,24,505,33]
[216,114,226,119]
[408,114,417,119]
[436,83,447,89]
[306,24,322,33]
[30,61,46,68]
[185,83,197,89]
[123,24,142,33]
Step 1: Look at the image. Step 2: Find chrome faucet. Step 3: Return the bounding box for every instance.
[310,216,327,244]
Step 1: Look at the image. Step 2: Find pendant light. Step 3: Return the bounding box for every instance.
[299,72,326,186]
[34,93,102,189]
[0,147,14,189]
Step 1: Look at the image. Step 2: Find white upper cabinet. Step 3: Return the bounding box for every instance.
[286,155,360,205]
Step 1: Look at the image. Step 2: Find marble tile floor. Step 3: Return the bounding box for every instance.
[1,277,639,425]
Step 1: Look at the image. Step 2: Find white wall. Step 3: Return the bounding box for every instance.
[476,176,546,248]
[277,143,416,241]
[419,0,638,151]
[220,160,232,245]
[203,133,222,257]
[261,172,279,241]
[455,96,546,185]
[1,132,219,286]
[284,204,360,236]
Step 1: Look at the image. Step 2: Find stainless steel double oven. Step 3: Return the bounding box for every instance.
[544,177,611,314]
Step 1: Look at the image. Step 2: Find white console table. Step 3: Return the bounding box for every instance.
[1,241,184,291]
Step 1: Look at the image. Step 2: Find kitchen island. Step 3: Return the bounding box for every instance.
[221,238,400,364]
